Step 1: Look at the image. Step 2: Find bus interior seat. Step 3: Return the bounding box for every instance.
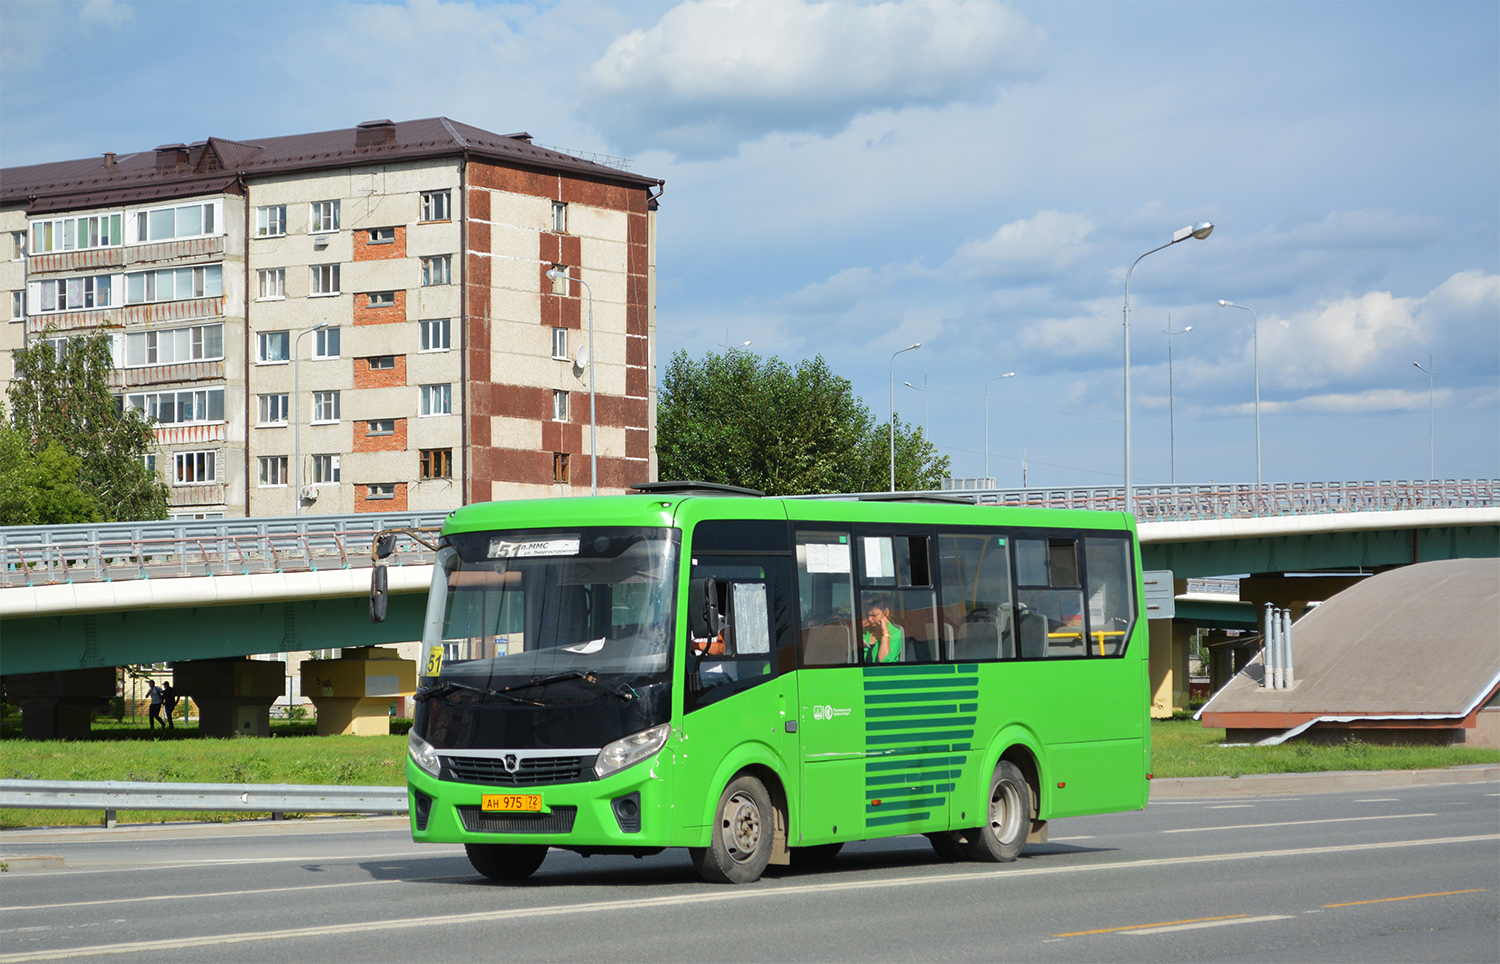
[954,608,1000,661]
[803,621,854,666]
[1019,611,1048,659]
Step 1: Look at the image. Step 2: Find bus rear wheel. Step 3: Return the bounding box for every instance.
[691,774,774,884]
[963,761,1030,863]
[465,843,548,880]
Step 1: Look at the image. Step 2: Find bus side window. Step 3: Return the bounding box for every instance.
[686,561,776,711]
[1015,538,1086,659]
[1084,537,1135,656]
[797,531,855,666]
[938,532,1015,662]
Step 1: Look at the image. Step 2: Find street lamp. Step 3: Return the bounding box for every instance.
[1163,322,1192,484]
[903,377,931,438]
[1123,222,1212,514]
[1413,357,1435,479]
[548,267,597,496]
[984,372,1017,485]
[889,342,921,491]
[293,322,328,517]
[1217,299,1262,490]
[723,328,751,351]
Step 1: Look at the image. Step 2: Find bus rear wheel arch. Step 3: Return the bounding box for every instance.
[690,773,776,884]
[464,842,548,881]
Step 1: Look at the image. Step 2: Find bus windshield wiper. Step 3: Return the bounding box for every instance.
[413,680,541,706]
[494,670,636,702]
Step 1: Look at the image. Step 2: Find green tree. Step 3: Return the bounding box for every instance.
[0,421,102,525]
[657,350,949,495]
[7,330,167,522]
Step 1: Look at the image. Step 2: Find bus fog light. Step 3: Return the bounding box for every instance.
[595,723,670,779]
[409,730,442,778]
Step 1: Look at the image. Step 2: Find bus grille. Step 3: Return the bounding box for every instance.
[457,805,577,834]
[442,754,594,787]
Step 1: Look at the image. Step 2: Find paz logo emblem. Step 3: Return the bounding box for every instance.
[502,753,520,773]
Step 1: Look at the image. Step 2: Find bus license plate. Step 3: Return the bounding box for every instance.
[481,793,542,813]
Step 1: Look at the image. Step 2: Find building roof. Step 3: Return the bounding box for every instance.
[2,117,661,214]
[1200,557,1500,726]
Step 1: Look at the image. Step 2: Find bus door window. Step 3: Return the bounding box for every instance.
[685,560,776,710]
[937,532,1016,661]
[1014,538,1086,658]
[1083,537,1136,656]
[857,534,938,664]
[796,530,856,666]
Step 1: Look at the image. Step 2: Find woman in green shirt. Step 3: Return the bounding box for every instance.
[862,595,904,663]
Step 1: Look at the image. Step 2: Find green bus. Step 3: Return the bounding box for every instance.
[395,482,1150,884]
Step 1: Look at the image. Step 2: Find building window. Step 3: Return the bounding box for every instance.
[142,453,157,475]
[553,452,570,484]
[310,200,340,233]
[258,456,288,487]
[257,393,289,425]
[313,327,340,359]
[174,450,217,484]
[12,290,25,321]
[550,265,568,295]
[421,255,452,286]
[366,290,395,307]
[367,227,395,244]
[30,213,123,254]
[123,388,225,425]
[368,418,395,437]
[131,201,218,244]
[11,231,25,259]
[368,355,395,370]
[311,454,341,484]
[553,390,568,421]
[420,190,451,222]
[34,274,114,313]
[366,482,395,500]
[312,391,341,423]
[419,384,452,416]
[258,330,290,364]
[551,327,568,360]
[256,205,286,238]
[119,323,224,367]
[421,448,453,479]
[310,263,340,296]
[420,317,450,352]
[257,268,285,300]
[552,201,567,234]
[124,265,223,305]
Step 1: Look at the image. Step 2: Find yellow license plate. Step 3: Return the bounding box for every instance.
[481,793,542,813]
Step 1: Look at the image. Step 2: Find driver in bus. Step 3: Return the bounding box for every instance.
[862,593,903,664]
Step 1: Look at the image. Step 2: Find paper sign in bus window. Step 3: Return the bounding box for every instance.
[732,583,771,654]
[862,536,895,580]
[805,542,851,574]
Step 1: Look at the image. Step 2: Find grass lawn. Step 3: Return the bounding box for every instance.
[1,716,1495,829]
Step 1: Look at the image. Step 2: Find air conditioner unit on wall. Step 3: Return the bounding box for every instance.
[301,486,319,501]
[313,235,329,249]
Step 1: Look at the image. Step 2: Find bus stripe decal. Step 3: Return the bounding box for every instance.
[859,665,981,829]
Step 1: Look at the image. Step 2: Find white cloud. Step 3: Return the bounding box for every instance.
[951,210,1095,281]
[80,0,132,28]
[1204,388,1444,417]
[582,0,1047,157]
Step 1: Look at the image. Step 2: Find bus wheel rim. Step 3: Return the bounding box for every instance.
[722,791,761,861]
[989,779,1023,842]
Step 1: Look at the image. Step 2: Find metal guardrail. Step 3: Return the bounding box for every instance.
[0,779,408,828]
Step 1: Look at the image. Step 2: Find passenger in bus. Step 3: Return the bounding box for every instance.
[861,594,904,663]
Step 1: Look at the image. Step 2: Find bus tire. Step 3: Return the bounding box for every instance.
[964,761,1029,863]
[691,774,774,884]
[925,831,969,862]
[465,843,547,880]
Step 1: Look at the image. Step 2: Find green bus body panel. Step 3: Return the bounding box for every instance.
[409,493,1149,851]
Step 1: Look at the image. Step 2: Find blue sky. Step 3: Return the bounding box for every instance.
[4,0,1496,488]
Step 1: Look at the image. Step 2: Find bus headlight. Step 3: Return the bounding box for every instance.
[408,729,442,778]
[595,723,670,780]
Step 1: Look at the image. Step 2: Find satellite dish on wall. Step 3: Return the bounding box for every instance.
[575,343,590,369]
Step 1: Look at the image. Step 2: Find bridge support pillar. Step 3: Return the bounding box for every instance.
[301,647,416,736]
[173,657,286,738]
[5,668,115,740]
[1148,620,1194,719]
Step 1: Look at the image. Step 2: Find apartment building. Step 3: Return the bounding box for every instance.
[0,118,662,518]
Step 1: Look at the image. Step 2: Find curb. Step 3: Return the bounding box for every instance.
[1150,765,1500,800]
[0,855,65,873]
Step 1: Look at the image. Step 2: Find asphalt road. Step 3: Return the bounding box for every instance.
[1,780,1496,963]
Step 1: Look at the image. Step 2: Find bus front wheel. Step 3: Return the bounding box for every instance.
[964,761,1030,863]
[465,843,548,880]
[691,774,774,884]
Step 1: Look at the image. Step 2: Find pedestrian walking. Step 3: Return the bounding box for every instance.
[147,680,165,731]
[161,682,179,730]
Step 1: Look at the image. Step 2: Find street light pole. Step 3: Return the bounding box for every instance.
[1163,321,1192,484]
[1414,357,1435,479]
[1123,223,1213,514]
[548,267,596,495]
[293,322,328,517]
[1217,300,1262,490]
[984,372,1016,485]
[903,376,931,438]
[889,342,921,491]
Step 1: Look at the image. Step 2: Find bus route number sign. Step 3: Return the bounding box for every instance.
[481,793,543,813]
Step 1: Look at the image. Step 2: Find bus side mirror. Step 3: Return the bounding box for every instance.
[370,566,389,623]
[374,533,397,560]
[689,577,723,637]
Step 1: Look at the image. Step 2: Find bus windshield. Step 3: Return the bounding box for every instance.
[424,527,678,692]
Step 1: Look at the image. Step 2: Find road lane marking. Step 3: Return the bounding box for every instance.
[1324,888,1488,908]
[1,833,1494,962]
[1055,914,1247,937]
[0,876,469,913]
[1354,798,1399,803]
[1122,914,1293,935]
[1049,836,1093,841]
[1162,813,1432,833]
[1206,805,1253,809]
[0,849,453,879]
